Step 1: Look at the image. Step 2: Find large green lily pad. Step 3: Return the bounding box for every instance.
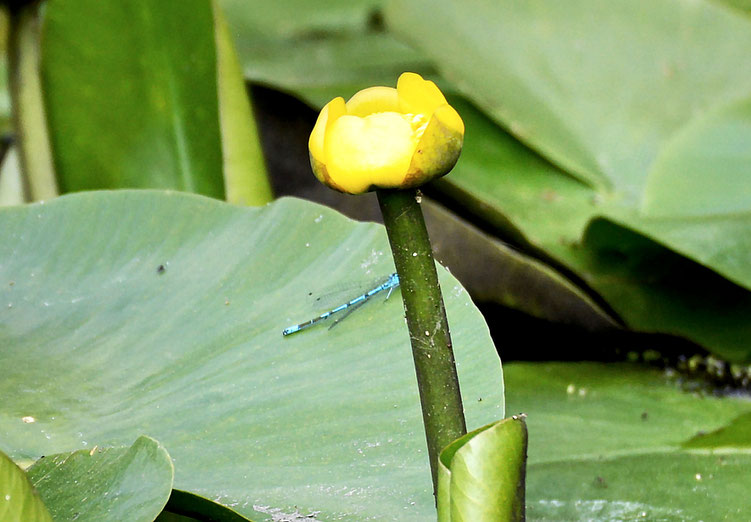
[387,0,751,361]
[504,362,751,520]
[387,0,751,200]
[432,99,751,361]
[0,191,503,521]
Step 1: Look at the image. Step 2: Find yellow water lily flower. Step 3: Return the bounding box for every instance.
[309,72,464,194]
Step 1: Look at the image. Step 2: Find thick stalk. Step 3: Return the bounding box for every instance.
[377,188,466,495]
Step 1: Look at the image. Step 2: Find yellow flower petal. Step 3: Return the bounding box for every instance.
[325,112,417,194]
[397,72,448,117]
[405,104,464,186]
[435,102,464,136]
[345,86,399,117]
[309,96,346,165]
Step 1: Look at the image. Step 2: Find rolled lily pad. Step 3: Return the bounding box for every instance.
[438,416,527,522]
[0,450,52,522]
[26,436,173,522]
[0,191,503,521]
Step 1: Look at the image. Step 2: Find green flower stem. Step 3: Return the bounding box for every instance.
[8,1,58,201]
[377,187,467,495]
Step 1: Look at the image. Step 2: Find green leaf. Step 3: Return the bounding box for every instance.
[220,0,381,38]
[504,362,751,520]
[220,0,439,108]
[0,147,24,207]
[716,0,751,13]
[529,452,749,521]
[8,3,57,201]
[387,0,751,201]
[643,94,751,218]
[423,200,616,331]
[0,450,52,522]
[41,0,223,197]
[156,513,203,522]
[386,0,751,359]
[0,190,503,521]
[213,0,272,206]
[438,417,527,522]
[0,9,10,133]
[37,0,271,204]
[434,98,751,361]
[580,216,751,362]
[164,490,252,521]
[387,0,751,293]
[26,436,173,522]
[237,32,436,109]
[682,411,751,449]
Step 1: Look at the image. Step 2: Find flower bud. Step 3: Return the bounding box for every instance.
[309,72,464,194]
